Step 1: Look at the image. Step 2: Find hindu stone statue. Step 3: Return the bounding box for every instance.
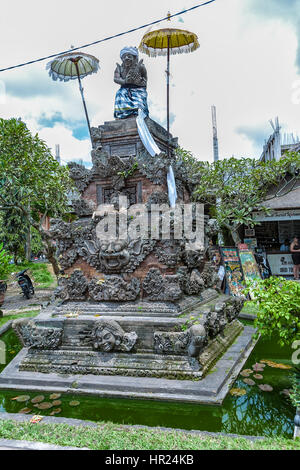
[3,44,250,396]
[114,46,149,119]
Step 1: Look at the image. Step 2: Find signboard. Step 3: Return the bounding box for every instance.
[239,250,261,282]
[220,247,244,297]
[244,238,257,250]
[267,254,294,277]
[238,243,249,251]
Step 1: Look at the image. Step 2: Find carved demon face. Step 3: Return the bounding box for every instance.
[99,239,130,272]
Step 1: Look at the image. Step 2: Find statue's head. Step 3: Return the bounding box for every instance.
[120,47,139,66]
[93,321,123,352]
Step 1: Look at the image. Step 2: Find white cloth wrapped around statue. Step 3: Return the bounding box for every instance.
[114,47,149,119]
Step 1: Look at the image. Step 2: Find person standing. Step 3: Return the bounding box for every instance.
[290,236,300,280]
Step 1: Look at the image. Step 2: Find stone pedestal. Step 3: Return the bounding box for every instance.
[0,116,257,403]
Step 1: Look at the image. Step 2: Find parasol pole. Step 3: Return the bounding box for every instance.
[74,60,92,143]
[167,35,170,157]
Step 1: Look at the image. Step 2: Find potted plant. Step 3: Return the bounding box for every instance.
[0,243,11,307]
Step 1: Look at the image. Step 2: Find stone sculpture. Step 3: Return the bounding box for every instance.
[12,318,62,350]
[114,46,148,119]
[79,319,138,352]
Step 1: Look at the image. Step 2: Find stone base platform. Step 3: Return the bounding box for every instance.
[0,325,256,404]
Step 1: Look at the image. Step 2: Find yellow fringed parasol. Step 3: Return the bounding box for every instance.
[139,28,200,58]
[139,17,200,153]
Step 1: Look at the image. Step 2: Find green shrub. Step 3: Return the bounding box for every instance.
[246,276,300,347]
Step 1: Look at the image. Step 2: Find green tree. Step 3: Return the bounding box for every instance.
[177,149,300,244]
[0,204,29,264]
[0,118,74,276]
[0,243,12,280]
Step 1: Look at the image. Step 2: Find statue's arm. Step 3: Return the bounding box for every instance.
[114,63,125,86]
[139,60,147,86]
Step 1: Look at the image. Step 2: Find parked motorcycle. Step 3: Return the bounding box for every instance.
[16,269,34,299]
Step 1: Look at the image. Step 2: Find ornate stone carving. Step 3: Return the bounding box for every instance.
[78,237,156,274]
[67,270,89,300]
[146,191,169,210]
[205,218,219,240]
[201,262,219,288]
[12,318,62,350]
[88,275,140,301]
[154,240,183,268]
[205,304,227,338]
[154,324,206,358]
[68,162,92,193]
[177,268,205,295]
[72,198,96,217]
[92,151,136,181]
[79,319,138,352]
[136,150,173,185]
[182,248,205,269]
[142,268,182,301]
[58,249,78,270]
[53,276,69,302]
[225,297,244,322]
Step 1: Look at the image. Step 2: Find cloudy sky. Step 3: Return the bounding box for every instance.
[0,0,300,165]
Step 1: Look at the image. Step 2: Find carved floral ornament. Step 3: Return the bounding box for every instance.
[12,318,63,350]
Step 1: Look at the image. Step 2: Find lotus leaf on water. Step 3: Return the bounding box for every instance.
[31,395,45,404]
[11,395,30,403]
[252,363,264,372]
[253,374,263,380]
[240,369,253,377]
[49,393,61,400]
[19,407,32,414]
[36,402,53,410]
[52,400,62,406]
[69,400,80,407]
[243,378,255,386]
[258,384,273,392]
[280,389,291,397]
[50,408,61,416]
[229,388,247,397]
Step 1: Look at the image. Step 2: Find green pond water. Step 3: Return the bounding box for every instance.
[0,325,296,438]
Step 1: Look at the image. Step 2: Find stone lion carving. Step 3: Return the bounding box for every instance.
[12,318,63,350]
[79,319,138,352]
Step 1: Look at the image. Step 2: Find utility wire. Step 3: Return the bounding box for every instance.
[0,0,216,74]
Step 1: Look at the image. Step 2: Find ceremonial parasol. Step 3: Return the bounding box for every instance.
[47,52,100,142]
[139,16,199,153]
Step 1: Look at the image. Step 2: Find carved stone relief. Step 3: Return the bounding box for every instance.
[13,318,63,350]
[88,275,140,301]
[79,319,138,352]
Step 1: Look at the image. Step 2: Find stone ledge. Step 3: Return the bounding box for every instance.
[0,326,257,405]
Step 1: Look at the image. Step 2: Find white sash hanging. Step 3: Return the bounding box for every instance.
[136,109,177,208]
